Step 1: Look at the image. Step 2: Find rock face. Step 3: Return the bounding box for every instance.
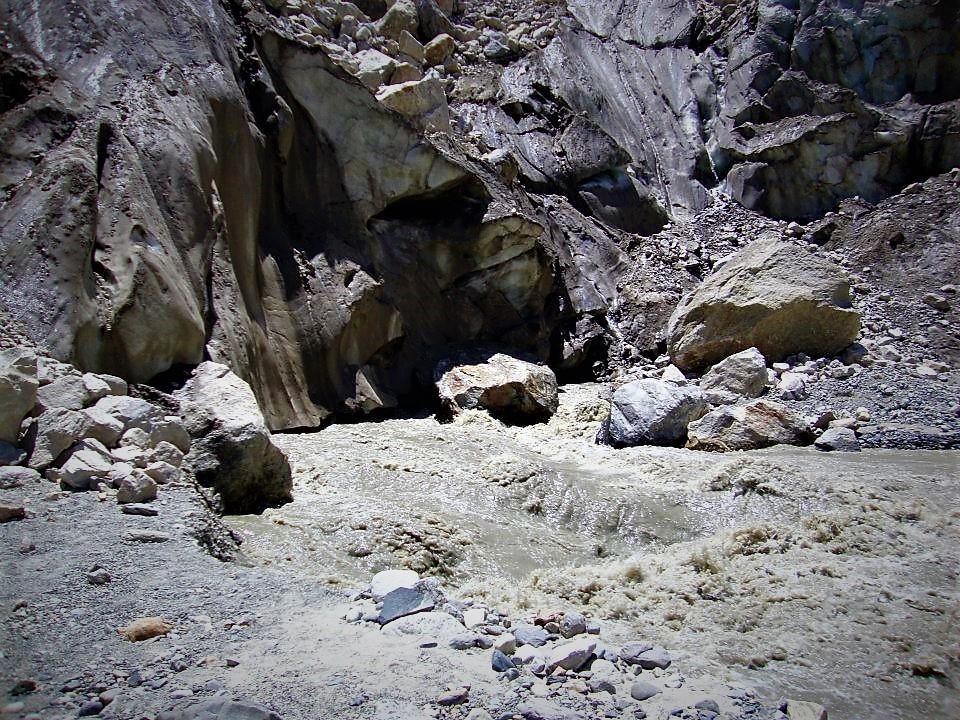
[176,363,292,513]
[667,240,861,371]
[603,379,708,447]
[686,400,813,452]
[0,0,956,437]
[436,354,558,422]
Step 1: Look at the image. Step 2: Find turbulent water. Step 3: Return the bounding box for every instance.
[226,384,960,720]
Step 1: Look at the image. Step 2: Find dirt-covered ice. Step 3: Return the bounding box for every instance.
[228,384,960,720]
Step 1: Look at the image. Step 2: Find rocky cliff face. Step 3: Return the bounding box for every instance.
[1,0,957,429]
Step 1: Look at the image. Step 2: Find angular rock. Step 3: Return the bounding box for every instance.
[376,0,418,41]
[776,372,809,401]
[27,408,90,470]
[699,348,769,399]
[492,649,515,672]
[354,49,397,91]
[151,441,184,468]
[417,0,456,41]
[634,646,671,670]
[144,461,180,485]
[423,33,455,67]
[116,473,158,504]
[46,448,114,490]
[375,77,451,132]
[667,240,861,371]
[786,700,829,720]
[546,636,596,672]
[814,427,861,453]
[175,363,291,513]
[513,624,549,648]
[377,587,435,625]
[34,372,90,413]
[0,349,37,444]
[94,396,164,434]
[436,354,558,422]
[371,569,420,600]
[559,611,586,638]
[603,379,707,447]
[686,400,813,452]
[436,687,469,707]
[381,611,465,641]
[80,405,125,448]
[619,642,653,665]
[493,633,516,655]
[149,417,191,454]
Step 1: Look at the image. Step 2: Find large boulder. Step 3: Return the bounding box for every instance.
[602,379,708,447]
[0,349,37,444]
[435,354,558,422]
[699,347,770,399]
[175,363,292,513]
[686,399,813,452]
[667,240,861,371]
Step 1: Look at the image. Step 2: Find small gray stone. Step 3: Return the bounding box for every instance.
[492,649,515,672]
[635,647,671,670]
[122,530,171,543]
[619,642,653,665]
[121,503,159,517]
[87,568,112,585]
[560,610,586,638]
[436,687,468,706]
[513,624,549,647]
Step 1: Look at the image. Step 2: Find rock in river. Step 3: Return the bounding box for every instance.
[436,353,558,422]
[602,379,707,447]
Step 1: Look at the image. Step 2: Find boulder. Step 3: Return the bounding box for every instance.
[46,447,114,490]
[376,0,419,40]
[667,240,861,371]
[699,348,769,399]
[416,0,456,41]
[776,372,809,401]
[34,372,91,413]
[371,569,420,600]
[603,379,707,447]
[0,466,40,489]
[354,49,397,91]
[116,472,158,504]
[546,637,597,672]
[375,77,451,132]
[435,354,558,422]
[686,399,813,452]
[94,396,164,434]
[0,349,37,443]
[814,427,861,452]
[423,33,455,67]
[80,405,125,448]
[175,362,292,513]
[27,408,90,470]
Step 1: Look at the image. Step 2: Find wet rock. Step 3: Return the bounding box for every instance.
[116,473,158,504]
[603,379,707,447]
[687,400,813,452]
[667,240,860,371]
[629,680,660,701]
[371,569,420,600]
[814,427,861,453]
[157,699,281,720]
[118,617,172,641]
[377,586,435,625]
[0,504,26,523]
[176,363,292,513]
[0,349,37,444]
[436,354,558,422]
[699,348,769,399]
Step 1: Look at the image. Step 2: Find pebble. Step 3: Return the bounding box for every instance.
[87,568,112,585]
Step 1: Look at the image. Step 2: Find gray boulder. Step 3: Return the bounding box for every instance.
[0,349,37,444]
[116,472,158,504]
[699,348,769,399]
[176,362,292,513]
[157,699,281,720]
[46,445,114,490]
[815,427,861,453]
[686,399,813,452]
[604,379,708,447]
[27,408,90,470]
[667,240,861,371]
[436,354,558,423]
